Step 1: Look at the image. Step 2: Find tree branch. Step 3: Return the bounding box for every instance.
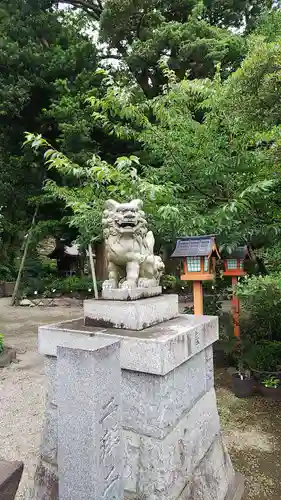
[60,0,103,20]
[136,12,146,40]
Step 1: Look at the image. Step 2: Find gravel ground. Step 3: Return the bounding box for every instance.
[1,297,281,500]
[216,369,281,500]
[0,298,82,500]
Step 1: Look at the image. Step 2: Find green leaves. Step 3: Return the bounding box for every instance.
[6,0,281,258]
[157,205,180,219]
[0,1,102,261]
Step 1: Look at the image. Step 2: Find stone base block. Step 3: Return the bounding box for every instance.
[84,295,178,330]
[121,349,214,438]
[36,307,239,500]
[39,314,218,375]
[57,336,123,500]
[102,286,162,301]
[41,404,57,466]
[225,473,244,500]
[178,436,235,500]
[124,389,222,499]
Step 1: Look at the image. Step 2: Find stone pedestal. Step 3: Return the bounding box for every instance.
[84,294,178,330]
[101,286,162,301]
[57,336,123,500]
[33,295,243,500]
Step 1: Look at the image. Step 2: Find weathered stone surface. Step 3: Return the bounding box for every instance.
[19,298,34,307]
[41,404,57,466]
[36,310,237,500]
[57,336,123,500]
[32,461,58,500]
[124,389,221,499]
[178,436,235,500]
[102,286,162,301]
[123,431,140,493]
[122,349,210,438]
[84,295,179,331]
[225,473,244,500]
[44,356,57,406]
[204,345,214,391]
[38,314,218,375]
[0,459,23,500]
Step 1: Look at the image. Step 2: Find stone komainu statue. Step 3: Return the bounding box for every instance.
[102,199,165,289]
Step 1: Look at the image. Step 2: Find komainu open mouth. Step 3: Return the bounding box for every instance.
[118,221,136,229]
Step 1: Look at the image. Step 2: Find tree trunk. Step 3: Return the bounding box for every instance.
[11,204,39,306]
[88,243,98,299]
[95,241,107,281]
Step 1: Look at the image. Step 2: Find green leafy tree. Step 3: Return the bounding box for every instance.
[87,30,281,248]
[24,132,179,247]
[0,0,102,259]
[24,6,281,255]
[204,0,274,31]
[61,0,249,97]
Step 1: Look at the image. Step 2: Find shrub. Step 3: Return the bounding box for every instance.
[244,341,281,372]
[235,274,281,342]
[184,287,223,318]
[160,274,177,290]
[160,274,191,293]
[42,275,102,297]
[0,264,16,281]
[0,334,4,354]
[19,256,57,298]
[255,245,281,274]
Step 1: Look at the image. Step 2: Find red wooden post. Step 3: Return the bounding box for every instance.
[193,281,203,315]
[232,276,240,338]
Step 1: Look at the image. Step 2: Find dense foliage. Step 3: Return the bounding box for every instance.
[235,274,281,342]
[0,0,104,260]
[20,273,102,299]
[25,11,281,252]
[2,0,281,339]
[62,0,273,97]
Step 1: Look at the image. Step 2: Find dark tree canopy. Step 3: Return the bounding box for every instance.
[0,0,100,256]
[60,0,274,97]
[1,0,280,265]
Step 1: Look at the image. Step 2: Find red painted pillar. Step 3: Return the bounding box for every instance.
[232,276,240,338]
[193,281,203,315]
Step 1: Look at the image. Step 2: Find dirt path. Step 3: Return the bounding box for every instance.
[0,298,82,499]
[0,298,281,499]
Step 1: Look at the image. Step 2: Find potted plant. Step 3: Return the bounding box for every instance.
[244,341,281,383]
[231,359,255,398]
[259,376,281,400]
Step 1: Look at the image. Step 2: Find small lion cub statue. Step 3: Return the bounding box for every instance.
[102,199,165,289]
